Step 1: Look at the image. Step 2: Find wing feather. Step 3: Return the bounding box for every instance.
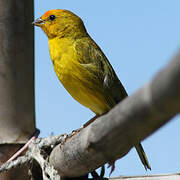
[75,36,127,108]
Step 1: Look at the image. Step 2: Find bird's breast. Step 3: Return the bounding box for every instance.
[48,38,111,114]
[54,58,110,114]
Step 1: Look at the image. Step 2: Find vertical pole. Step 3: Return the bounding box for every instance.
[0,0,35,179]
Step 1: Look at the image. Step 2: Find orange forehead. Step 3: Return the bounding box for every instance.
[41,9,69,20]
[42,9,58,19]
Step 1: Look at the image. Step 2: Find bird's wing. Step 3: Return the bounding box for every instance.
[75,36,127,107]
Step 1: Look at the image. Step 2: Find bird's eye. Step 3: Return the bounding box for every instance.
[49,15,56,21]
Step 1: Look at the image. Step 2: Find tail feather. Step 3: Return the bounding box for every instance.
[135,143,151,170]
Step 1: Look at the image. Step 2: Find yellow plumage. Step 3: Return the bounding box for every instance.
[48,37,113,114]
[33,9,151,170]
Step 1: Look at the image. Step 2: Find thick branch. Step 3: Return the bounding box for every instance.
[0,135,66,179]
[49,51,180,177]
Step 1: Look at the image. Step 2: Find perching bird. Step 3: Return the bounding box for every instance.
[33,9,151,171]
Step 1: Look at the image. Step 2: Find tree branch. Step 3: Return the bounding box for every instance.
[49,50,180,177]
[0,134,67,179]
[1,50,180,179]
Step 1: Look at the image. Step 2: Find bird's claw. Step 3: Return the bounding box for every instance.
[107,162,115,176]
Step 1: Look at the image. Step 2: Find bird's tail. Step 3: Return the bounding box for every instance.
[135,143,151,170]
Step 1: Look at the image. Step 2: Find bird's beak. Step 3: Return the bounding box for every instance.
[32,18,44,26]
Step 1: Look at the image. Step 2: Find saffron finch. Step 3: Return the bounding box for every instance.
[33,9,151,171]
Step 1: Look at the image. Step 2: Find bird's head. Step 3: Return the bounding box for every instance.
[32,9,87,39]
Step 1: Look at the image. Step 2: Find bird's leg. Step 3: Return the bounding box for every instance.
[6,129,40,162]
[83,115,99,128]
[83,111,108,128]
[72,112,108,135]
[71,115,100,135]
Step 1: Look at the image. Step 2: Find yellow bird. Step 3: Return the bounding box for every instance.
[33,9,151,171]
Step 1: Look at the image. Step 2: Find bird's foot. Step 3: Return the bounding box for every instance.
[107,161,115,176]
[91,165,105,178]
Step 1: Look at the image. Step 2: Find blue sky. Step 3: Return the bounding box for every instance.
[34,1,180,177]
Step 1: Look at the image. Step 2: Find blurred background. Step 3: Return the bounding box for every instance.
[34,0,180,177]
